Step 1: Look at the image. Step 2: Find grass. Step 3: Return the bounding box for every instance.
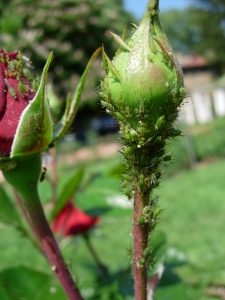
[158,159,225,299]
[1,155,225,299]
[59,157,225,298]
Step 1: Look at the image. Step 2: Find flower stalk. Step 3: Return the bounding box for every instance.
[100,0,185,298]
[3,155,83,300]
[0,47,100,299]
[133,187,149,300]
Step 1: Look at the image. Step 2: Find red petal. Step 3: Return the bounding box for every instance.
[53,202,100,237]
[0,50,35,156]
[0,64,6,120]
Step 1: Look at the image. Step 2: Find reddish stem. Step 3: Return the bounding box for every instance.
[25,194,83,300]
[133,187,149,300]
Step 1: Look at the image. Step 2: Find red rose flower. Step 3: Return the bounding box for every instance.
[53,201,100,236]
[0,49,35,156]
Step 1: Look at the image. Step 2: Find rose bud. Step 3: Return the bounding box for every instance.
[0,49,53,166]
[100,2,185,134]
[53,201,99,237]
[100,2,185,297]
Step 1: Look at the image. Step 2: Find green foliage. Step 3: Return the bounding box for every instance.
[161,1,225,67]
[51,167,85,219]
[0,185,22,228]
[160,8,201,54]
[1,156,225,299]
[191,117,225,160]
[164,117,225,176]
[0,0,134,99]
[0,266,66,300]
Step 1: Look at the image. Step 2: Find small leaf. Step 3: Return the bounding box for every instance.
[0,266,66,300]
[53,48,101,144]
[11,53,53,157]
[51,167,85,220]
[62,93,72,120]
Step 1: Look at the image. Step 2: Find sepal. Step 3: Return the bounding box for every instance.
[102,47,121,80]
[11,53,53,158]
[52,48,101,144]
[109,31,131,52]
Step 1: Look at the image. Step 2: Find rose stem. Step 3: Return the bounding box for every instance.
[133,186,149,300]
[12,188,42,252]
[3,155,83,300]
[24,188,84,300]
[83,233,109,278]
[132,2,159,299]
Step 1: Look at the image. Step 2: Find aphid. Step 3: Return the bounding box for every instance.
[40,167,47,182]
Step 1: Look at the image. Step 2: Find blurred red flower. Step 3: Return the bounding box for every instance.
[53,201,100,236]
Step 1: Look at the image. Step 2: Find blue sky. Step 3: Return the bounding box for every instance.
[124,0,193,18]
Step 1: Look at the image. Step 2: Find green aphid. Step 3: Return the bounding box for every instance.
[9,61,16,71]
[0,54,5,64]
[8,86,17,100]
[23,68,32,81]
[155,116,165,130]
[18,81,24,95]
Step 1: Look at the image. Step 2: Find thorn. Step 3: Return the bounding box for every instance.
[51,265,57,272]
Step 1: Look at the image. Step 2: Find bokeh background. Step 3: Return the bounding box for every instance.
[0,0,225,299]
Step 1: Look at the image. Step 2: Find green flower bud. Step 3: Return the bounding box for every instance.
[0,51,53,170]
[101,1,184,131]
[11,53,53,158]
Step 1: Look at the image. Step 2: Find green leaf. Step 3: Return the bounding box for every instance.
[53,48,101,144]
[0,266,66,300]
[148,231,167,276]
[155,282,187,300]
[51,167,85,220]
[11,53,53,158]
[0,184,22,228]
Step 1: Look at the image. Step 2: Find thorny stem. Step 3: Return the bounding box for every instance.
[133,186,149,300]
[3,155,83,300]
[24,189,84,300]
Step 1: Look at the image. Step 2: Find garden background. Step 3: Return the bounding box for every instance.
[0,0,225,299]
